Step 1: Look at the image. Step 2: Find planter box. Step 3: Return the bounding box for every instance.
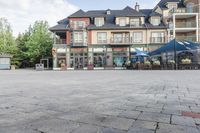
[87,64,94,70]
[152,65,161,70]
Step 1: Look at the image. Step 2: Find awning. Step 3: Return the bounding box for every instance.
[148,39,200,56]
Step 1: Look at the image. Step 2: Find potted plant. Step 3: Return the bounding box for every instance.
[181,58,191,65]
[153,60,161,70]
[167,60,175,70]
[144,61,151,69]
[87,63,94,70]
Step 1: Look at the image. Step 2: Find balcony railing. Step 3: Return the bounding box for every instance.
[176,36,197,42]
[150,37,165,43]
[69,24,88,30]
[71,41,87,46]
[54,39,67,44]
[175,21,197,28]
[97,40,108,44]
[110,37,131,44]
[169,6,198,14]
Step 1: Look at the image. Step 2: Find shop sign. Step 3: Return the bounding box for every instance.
[112,47,127,52]
[93,48,104,52]
[71,48,87,53]
[57,48,66,53]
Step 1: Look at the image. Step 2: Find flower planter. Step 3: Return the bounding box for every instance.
[152,65,161,70]
[87,64,94,70]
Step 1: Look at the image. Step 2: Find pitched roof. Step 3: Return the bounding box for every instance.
[157,0,183,9]
[49,24,69,31]
[115,6,146,17]
[68,9,86,18]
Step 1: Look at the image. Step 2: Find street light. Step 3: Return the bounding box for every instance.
[103,46,106,69]
[174,38,177,70]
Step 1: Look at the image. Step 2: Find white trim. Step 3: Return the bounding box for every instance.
[94,67,104,70]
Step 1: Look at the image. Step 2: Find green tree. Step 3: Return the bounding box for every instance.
[25,21,52,65]
[0,18,16,54]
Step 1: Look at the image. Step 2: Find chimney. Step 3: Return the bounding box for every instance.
[135,2,140,11]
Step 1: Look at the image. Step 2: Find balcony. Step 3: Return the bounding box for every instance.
[69,24,87,30]
[53,39,67,49]
[71,41,87,47]
[150,37,165,44]
[175,21,197,28]
[54,39,67,44]
[169,6,198,14]
[110,37,131,44]
[176,36,197,42]
[97,40,108,44]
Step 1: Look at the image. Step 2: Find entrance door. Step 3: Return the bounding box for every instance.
[74,56,84,70]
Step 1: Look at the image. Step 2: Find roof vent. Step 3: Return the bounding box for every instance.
[135,2,140,12]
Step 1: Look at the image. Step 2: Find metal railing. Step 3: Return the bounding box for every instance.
[54,39,67,44]
[176,36,197,42]
[169,6,198,14]
[175,21,197,28]
[150,37,165,43]
[71,41,88,46]
[110,37,131,44]
[69,23,88,30]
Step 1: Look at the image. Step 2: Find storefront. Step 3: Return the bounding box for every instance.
[70,48,88,70]
[112,47,129,67]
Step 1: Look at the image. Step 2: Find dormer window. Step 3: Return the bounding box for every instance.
[167,3,177,10]
[130,18,140,27]
[106,10,111,15]
[151,17,160,26]
[95,17,104,27]
[119,17,126,26]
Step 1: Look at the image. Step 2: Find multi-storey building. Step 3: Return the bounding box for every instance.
[50,0,199,70]
[154,0,199,42]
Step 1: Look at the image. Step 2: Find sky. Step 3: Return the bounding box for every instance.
[0,0,160,37]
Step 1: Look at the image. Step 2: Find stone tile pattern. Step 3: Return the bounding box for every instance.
[0,70,200,133]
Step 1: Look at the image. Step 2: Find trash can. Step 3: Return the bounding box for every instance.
[35,64,44,71]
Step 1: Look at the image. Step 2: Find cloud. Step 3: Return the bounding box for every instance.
[0,0,79,36]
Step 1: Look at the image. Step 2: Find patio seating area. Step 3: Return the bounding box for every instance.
[126,39,200,70]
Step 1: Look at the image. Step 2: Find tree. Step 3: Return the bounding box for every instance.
[25,21,52,65]
[0,18,16,54]
[15,31,31,67]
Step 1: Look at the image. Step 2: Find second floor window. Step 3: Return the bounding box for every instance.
[74,32,83,43]
[95,18,104,27]
[119,18,126,26]
[151,32,164,43]
[130,18,140,27]
[73,21,85,29]
[113,34,123,43]
[133,32,142,43]
[97,32,107,43]
[151,17,160,26]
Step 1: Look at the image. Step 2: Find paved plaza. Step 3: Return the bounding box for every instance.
[0,70,200,133]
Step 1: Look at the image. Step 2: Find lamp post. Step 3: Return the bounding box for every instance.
[174,38,177,70]
[103,46,106,69]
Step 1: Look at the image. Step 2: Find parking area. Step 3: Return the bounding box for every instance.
[0,70,200,133]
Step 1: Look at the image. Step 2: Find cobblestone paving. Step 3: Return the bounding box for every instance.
[0,70,200,133]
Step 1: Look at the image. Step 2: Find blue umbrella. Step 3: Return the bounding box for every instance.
[148,39,200,56]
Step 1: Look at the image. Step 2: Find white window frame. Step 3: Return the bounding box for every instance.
[130,18,140,27]
[113,33,123,43]
[133,32,143,43]
[119,17,126,26]
[151,17,160,26]
[73,21,85,29]
[95,17,104,27]
[151,32,164,43]
[74,32,83,43]
[97,32,107,43]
